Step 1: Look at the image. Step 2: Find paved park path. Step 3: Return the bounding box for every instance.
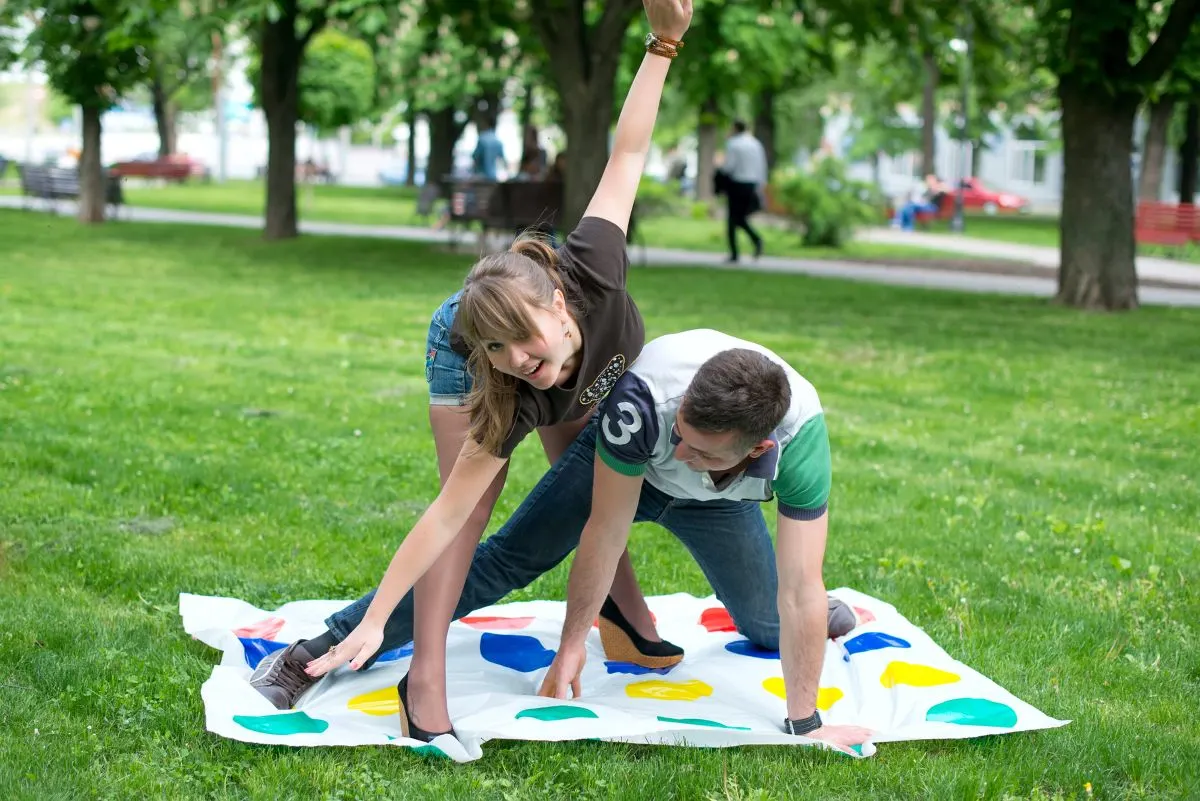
[4,195,1199,307]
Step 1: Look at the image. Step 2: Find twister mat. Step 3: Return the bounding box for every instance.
[180,589,1067,762]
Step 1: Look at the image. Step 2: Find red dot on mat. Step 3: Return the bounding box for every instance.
[460,615,534,630]
[699,607,736,633]
[232,616,286,640]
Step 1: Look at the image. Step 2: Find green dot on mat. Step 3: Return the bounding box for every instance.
[232,711,329,735]
[850,743,864,756]
[412,744,450,759]
[656,716,751,731]
[925,697,1018,728]
[515,705,599,721]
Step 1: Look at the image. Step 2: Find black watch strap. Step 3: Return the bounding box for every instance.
[784,711,822,736]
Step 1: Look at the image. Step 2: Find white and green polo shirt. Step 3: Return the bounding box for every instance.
[596,329,831,520]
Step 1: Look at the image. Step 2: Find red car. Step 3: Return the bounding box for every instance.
[947,177,1030,214]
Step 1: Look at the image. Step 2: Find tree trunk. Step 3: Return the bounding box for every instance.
[1138,97,1174,201]
[520,78,535,135]
[78,105,106,224]
[405,104,418,187]
[426,106,466,190]
[151,74,177,158]
[532,0,641,231]
[557,74,617,230]
[1177,101,1199,202]
[696,93,719,203]
[1056,79,1139,310]
[921,48,938,177]
[970,139,983,177]
[754,88,777,173]
[259,4,316,240]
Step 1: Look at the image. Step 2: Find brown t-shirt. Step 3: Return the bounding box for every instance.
[462,216,644,458]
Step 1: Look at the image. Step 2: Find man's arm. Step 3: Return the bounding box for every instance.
[539,458,644,699]
[775,511,830,720]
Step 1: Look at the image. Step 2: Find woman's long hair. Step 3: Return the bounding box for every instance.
[455,236,578,455]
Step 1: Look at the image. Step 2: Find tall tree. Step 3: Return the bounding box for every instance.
[234,0,388,239]
[144,10,220,157]
[1,1,156,223]
[1042,0,1200,309]
[1138,97,1176,201]
[1138,24,1200,202]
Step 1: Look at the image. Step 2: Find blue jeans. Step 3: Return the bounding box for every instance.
[325,412,780,666]
[896,201,938,231]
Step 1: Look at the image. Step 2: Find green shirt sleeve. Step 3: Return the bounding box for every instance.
[597,437,648,476]
[773,413,831,520]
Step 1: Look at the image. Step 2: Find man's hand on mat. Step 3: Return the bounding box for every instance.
[304,623,383,676]
[538,644,586,700]
[807,724,875,754]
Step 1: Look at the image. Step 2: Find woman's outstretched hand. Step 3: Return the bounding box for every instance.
[644,0,693,42]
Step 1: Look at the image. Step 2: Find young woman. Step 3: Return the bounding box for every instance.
[249,0,695,742]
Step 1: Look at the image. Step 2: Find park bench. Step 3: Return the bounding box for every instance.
[1134,201,1196,246]
[18,164,126,218]
[445,178,564,251]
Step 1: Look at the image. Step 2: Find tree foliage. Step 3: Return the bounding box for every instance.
[296,28,376,134]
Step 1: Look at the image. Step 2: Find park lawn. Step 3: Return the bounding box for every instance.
[1,212,1198,800]
[635,213,976,264]
[920,213,1061,248]
[119,179,427,227]
[117,179,1002,264]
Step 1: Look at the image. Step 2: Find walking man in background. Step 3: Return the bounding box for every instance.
[721,120,768,263]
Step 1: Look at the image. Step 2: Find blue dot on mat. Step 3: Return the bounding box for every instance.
[604,661,675,675]
[239,637,287,669]
[724,640,781,659]
[376,641,415,662]
[479,632,556,673]
[842,632,911,662]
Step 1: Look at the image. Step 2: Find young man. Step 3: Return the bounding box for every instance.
[534,329,871,751]
[283,329,869,751]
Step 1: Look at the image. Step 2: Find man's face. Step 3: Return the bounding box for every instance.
[672,409,755,472]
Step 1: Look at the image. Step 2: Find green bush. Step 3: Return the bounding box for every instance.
[635,176,690,218]
[770,158,884,247]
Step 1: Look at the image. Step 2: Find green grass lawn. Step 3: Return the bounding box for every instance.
[2,212,1198,799]
[121,179,427,227]
[921,214,1061,248]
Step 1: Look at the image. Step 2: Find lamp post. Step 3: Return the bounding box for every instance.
[949,3,973,234]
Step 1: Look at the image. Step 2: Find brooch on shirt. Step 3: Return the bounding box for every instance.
[579,354,626,406]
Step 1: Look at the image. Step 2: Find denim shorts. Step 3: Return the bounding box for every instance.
[425,290,472,406]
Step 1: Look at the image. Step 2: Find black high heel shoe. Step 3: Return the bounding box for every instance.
[598,596,685,669]
[396,673,455,743]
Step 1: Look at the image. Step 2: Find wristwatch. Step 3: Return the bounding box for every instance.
[784,711,822,736]
[645,32,684,59]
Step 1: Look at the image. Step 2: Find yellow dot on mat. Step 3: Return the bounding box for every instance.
[762,678,844,711]
[625,679,713,701]
[347,686,400,716]
[879,661,961,688]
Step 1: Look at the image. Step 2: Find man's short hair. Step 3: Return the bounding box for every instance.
[682,349,791,449]
[732,119,748,134]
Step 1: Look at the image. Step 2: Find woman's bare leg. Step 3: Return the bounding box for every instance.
[537,414,660,642]
[407,404,508,732]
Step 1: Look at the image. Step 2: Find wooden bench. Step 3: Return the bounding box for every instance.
[445,178,563,251]
[18,164,125,217]
[1135,201,1196,245]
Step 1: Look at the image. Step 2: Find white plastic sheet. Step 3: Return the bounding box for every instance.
[180,589,1068,762]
